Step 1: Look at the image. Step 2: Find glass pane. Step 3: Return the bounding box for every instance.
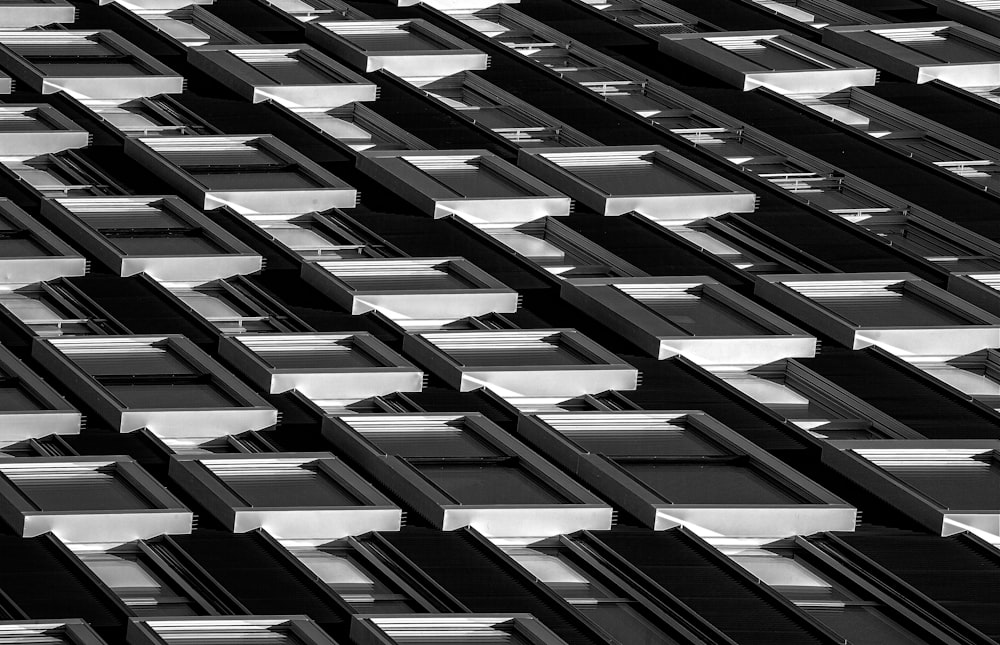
[107,383,239,408]
[9,469,152,511]
[807,606,933,645]
[110,235,225,255]
[623,462,806,504]
[194,171,320,190]
[0,384,43,411]
[215,464,362,507]
[416,463,570,504]
[578,603,681,645]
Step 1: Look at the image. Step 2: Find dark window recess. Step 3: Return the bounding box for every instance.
[359,425,503,459]
[503,544,683,645]
[290,543,419,613]
[617,458,808,504]
[410,456,570,505]
[0,374,44,411]
[596,529,830,645]
[5,466,153,511]
[206,462,362,507]
[382,528,605,645]
[837,530,1000,642]
[78,549,200,616]
[803,347,1000,440]
[0,535,126,628]
[168,531,351,634]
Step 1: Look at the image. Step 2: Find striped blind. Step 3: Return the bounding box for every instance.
[316,259,472,290]
[535,413,727,456]
[54,339,196,376]
[370,616,527,643]
[148,620,303,645]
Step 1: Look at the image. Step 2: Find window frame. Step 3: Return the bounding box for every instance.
[0,456,192,542]
[323,413,612,537]
[350,614,570,645]
[124,135,357,214]
[218,332,424,399]
[31,334,277,435]
[0,30,184,99]
[755,272,1000,356]
[168,452,402,539]
[561,275,816,365]
[126,616,339,645]
[41,196,262,281]
[821,439,1000,537]
[517,145,757,219]
[0,342,81,444]
[0,199,86,283]
[357,149,571,225]
[189,44,377,108]
[402,328,639,397]
[824,21,1000,88]
[305,18,489,76]
[301,256,519,322]
[517,410,855,537]
[0,104,89,155]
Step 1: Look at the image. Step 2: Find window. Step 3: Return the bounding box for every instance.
[76,547,200,616]
[80,97,215,137]
[822,440,1000,537]
[0,104,89,155]
[562,277,815,365]
[353,615,568,645]
[129,617,337,645]
[748,0,877,28]
[578,0,705,35]
[517,146,756,219]
[0,280,119,337]
[323,413,613,536]
[660,30,876,94]
[1,152,118,197]
[503,544,684,645]
[286,103,431,152]
[852,446,1000,508]
[189,45,376,108]
[302,257,518,325]
[727,543,938,645]
[42,197,262,281]
[202,458,363,507]
[707,359,917,438]
[0,200,87,283]
[0,457,192,541]
[263,0,372,22]
[124,136,356,214]
[306,19,488,76]
[132,7,256,48]
[32,335,276,434]
[168,453,401,539]
[477,217,641,276]
[0,31,183,98]
[824,23,1000,89]
[755,273,1000,356]
[409,72,599,147]
[0,343,81,443]
[906,349,1000,411]
[519,411,855,535]
[0,621,105,645]
[162,279,306,334]
[357,151,570,224]
[248,211,394,262]
[219,333,423,400]
[285,540,420,613]
[403,329,638,397]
